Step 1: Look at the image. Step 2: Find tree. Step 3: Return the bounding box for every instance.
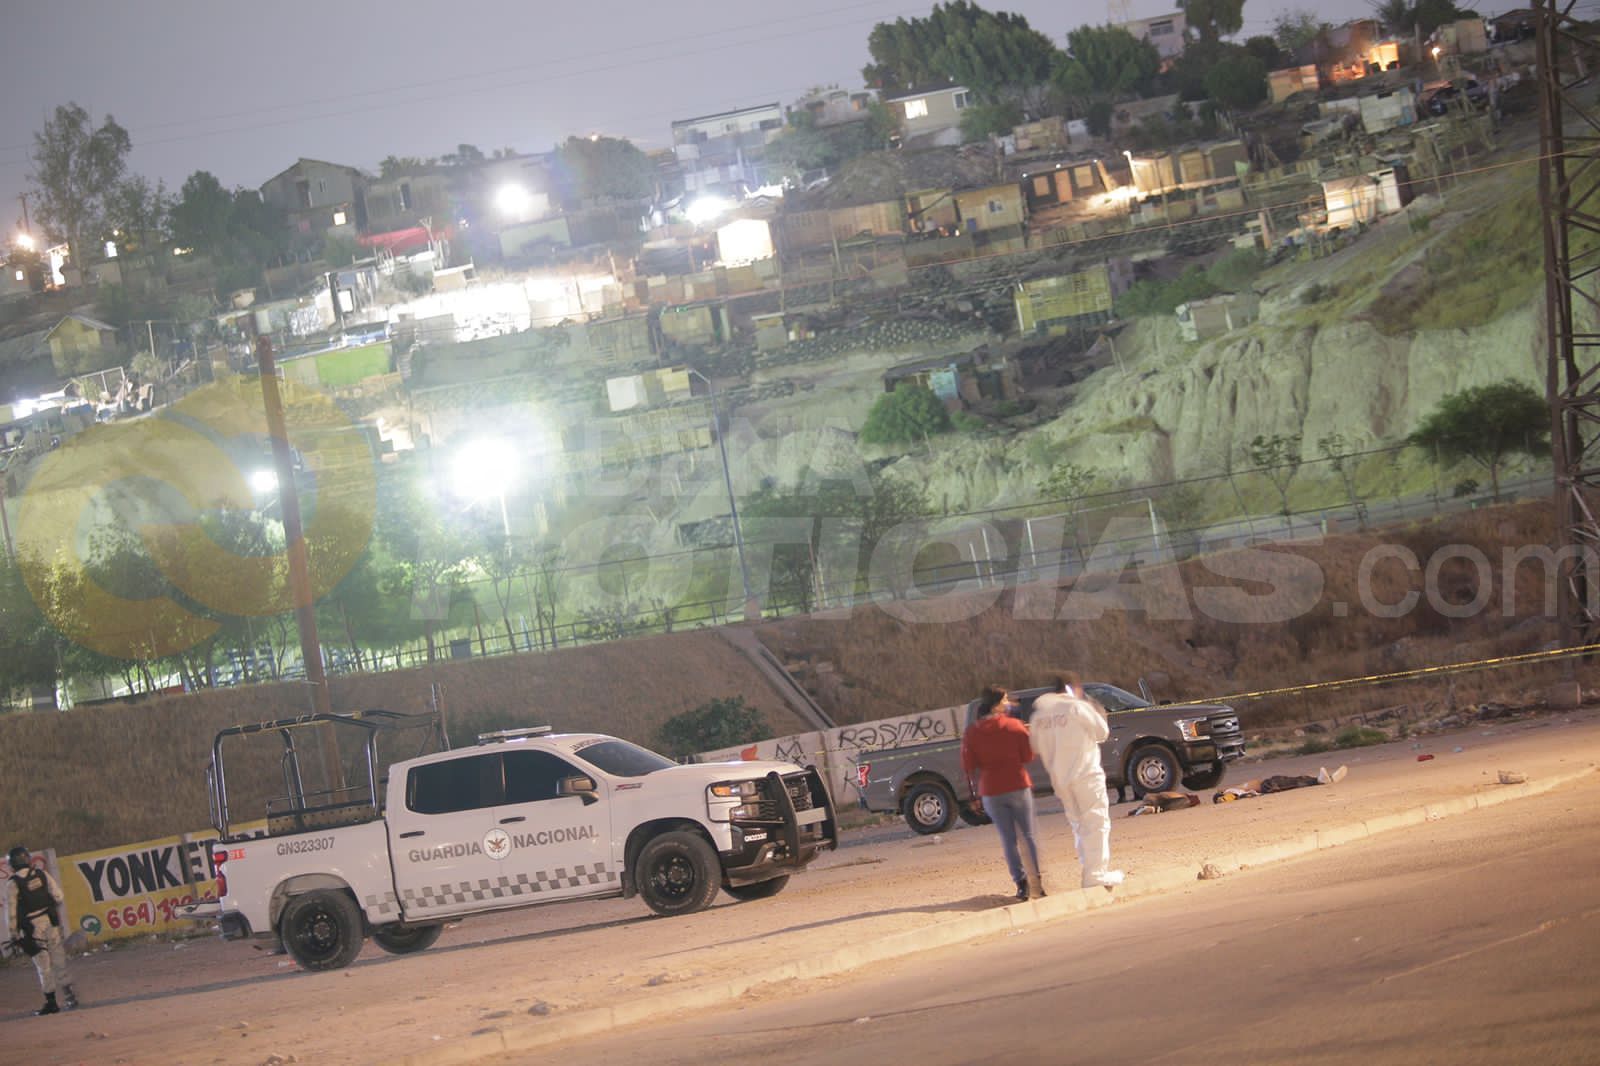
[767,104,898,182]
[28,103,133,269]
[864,2,1060,108]
[441,143,485,167]
[1272,9,1327,51]
[1056,25,1162,102]
[1316,432,1368,529]
[860,384,953,445]
[169,171,290,294]
[1244,35,1285,70]
[1204,52,1269,111]
[1373,0,1469,36]
[105,176,171,255]
[657,696,773,758]
[959,100,1024,141]
[1183,0,1247,44]
[1247,433,1303,515]
[1408,380,1550,500]
[379,155,427,178]
[555,136,654,203]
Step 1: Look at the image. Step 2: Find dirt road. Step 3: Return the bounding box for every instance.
[4,706,1596,1065]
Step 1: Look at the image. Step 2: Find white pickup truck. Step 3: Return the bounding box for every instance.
[200,711,836,971]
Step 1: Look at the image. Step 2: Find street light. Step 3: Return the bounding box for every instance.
[14,232,35,251]
[452,437,519,538]
[686,367,754,616]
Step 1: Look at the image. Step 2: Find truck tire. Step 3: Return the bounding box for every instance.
[278,890,364,972]
[372,922,443,956]
[1126,745,1181,797]
[903,779,958,835]
[1182,762,1226,791]
[636,831,721,917]
[723,875,790,901]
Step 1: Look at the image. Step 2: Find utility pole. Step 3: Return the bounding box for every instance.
[253,337,341,787]
[18,192,29,235]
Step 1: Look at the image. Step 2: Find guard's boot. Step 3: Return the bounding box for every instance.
[62,985,78,1010]
[34,992,58,1016]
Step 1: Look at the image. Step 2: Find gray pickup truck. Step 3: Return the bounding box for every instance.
[854,683,1245,834]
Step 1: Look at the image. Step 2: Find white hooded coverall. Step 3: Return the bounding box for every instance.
[1029,692,1117,887]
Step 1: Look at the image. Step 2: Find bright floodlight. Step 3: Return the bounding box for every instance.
[685,196,731,226]
[249,469,279,495]
[495,183,533,218]
[14,232,35,251]
[452,439,519,500]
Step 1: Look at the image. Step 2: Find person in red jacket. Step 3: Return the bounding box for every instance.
[961,686,1045,900]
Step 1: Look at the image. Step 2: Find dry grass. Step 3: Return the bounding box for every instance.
[1,631,813,854]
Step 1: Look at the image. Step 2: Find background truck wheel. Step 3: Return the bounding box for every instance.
[957,804,992,827]
[278,890,364,971]
[1182,763,1225,791]
[371,923,442,955]
[903,779,958,834]
[723,875,790,901]
[1126,745,1181,797]
[636,831,721,916]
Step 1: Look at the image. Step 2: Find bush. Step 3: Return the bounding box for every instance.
[860,383,953,445]
[657,696,773,758]
[951,410,987,432]
[1334,725,1389,748]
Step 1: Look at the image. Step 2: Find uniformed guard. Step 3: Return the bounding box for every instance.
[5,845,77,1015]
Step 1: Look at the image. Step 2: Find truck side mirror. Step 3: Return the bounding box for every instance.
[559,775,600,805]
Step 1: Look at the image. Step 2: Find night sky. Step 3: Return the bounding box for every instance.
[2,0,1337,235]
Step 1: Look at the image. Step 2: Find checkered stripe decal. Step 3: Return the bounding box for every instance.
[400,863,613,909]
[363,890,401,918]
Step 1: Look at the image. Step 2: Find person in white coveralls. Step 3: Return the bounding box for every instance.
[1028,674,1124,890]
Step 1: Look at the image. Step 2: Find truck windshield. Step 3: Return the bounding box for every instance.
[573,739,676,778]
[1085,684,1150,712]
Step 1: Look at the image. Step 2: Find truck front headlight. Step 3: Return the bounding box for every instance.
[709,780,761,799]
[1177,717,1209,742]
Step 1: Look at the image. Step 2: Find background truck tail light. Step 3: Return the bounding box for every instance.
[212,851,228,897]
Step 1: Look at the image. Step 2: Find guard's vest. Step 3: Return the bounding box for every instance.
[11,869,58,926]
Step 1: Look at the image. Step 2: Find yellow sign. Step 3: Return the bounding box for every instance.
[59,823,266,944]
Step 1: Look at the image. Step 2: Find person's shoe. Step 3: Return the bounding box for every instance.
[62,985,78,1010]
[1015,879,1029,901]
[1329,765,1348,784]
[1027,877,1045,899]
[1317,766,1331,784]
[34,993,58,1016]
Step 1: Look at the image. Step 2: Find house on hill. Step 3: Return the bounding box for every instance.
[260,158,369,242]
[46,313,120,374]
[885,84,972,148]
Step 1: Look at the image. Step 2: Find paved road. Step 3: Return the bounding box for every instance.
[4,709,1593,1065]
[546,773,1600,1066]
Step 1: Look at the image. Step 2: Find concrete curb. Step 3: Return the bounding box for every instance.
[402,763,1597,1065]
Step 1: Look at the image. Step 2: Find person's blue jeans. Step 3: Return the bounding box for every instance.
[982,788,1042,888]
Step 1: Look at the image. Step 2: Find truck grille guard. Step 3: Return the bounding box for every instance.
[761,767,839,863]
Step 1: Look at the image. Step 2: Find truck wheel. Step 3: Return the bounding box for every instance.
[1127,745,1181,797]
[636,831,721,916]
[723,875,790,901]
[957,804,992,827]
[1182,763,1225,791]
[278,891,364,972]
[372,923,442,956]
[903,780,958,835]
